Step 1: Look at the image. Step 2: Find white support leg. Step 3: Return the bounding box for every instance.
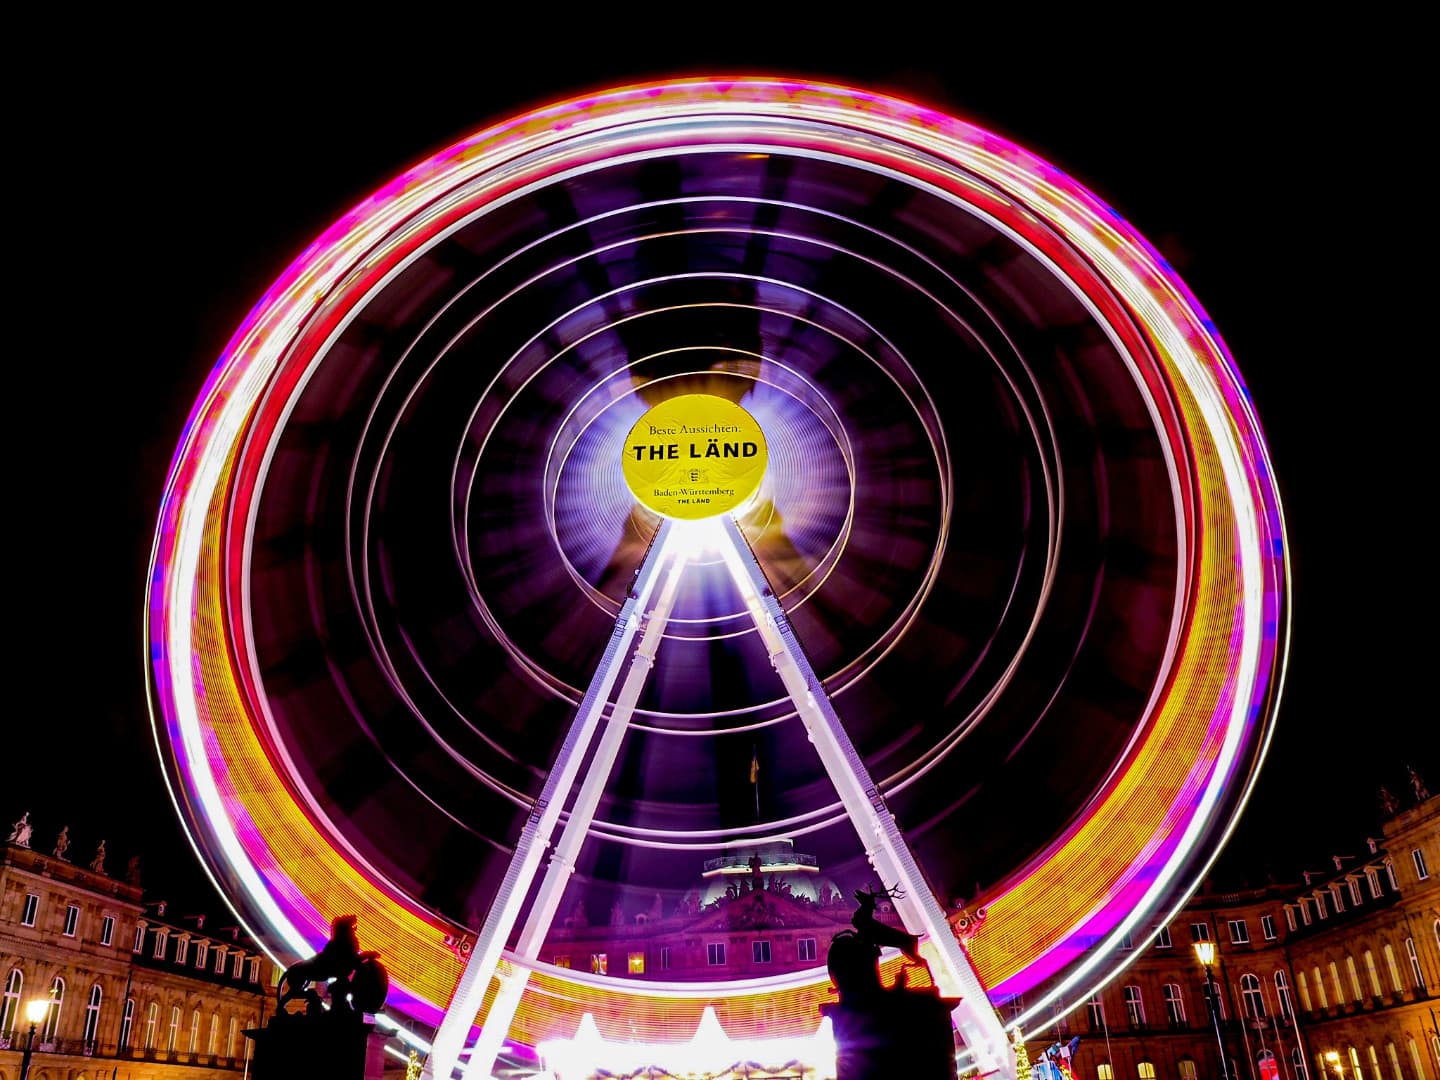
[421,520,676,1080]
[716,516,1013,1079]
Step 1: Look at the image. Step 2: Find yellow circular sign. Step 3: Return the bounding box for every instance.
[622,394,768,519]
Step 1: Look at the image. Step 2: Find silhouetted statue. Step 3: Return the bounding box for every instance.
[6,811,32,848]
[821,888,958,1079]
[277,915,388,1018]
[89,840,107,874]
[1379,786,1400,816]
[1408,766,1429,802]
[52,825,70,860]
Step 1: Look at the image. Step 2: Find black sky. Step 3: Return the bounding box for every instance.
[9,27,1428,915]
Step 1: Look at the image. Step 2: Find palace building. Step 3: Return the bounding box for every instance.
[1,822,274,1080]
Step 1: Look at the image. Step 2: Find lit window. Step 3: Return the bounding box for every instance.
[590,953,608,975]
[1156,925,1173,949]
[208,1013,220,1055]
[1123,985,1145,1026]
[1406,937,1424,988]
[1348,877,1362,905]
[752,940,772,964]
[1097,1065,1114,1079]
[195,942,208,969]
[1138,1063,1156,1079]
[1384,943,1404,993]
[233,952,244,979]
[1190,922,1210,942]
[1,968,22,1034]
[1275,971,1293,1019]
[21,893,38,927]
[1407,1038,1426,1080]
[1346,955,1364,1001]
[1385,861,1399,890]
[249,957,260,983]
[1368,1045,1381,1077]
[134,924,145,952]
[1229,919,1250,944]
[215,947,226,973]
[100,915,115,946]
[120,997,134,1048]
[83,984,102,1044]
[628,952,645,975]
[1260,915,1276,941]
[659,947,671,970]
[63,904,80,937]
[1313,966,1328,1009]
[1240,973,1266,1018]
[707,943,726,966]
[190,1008,201,1051]
[798,937,818,962]
[1364,950,1382,997]
[1163,983,1185,1024]
[153,930,168,959]
[1179,1062,1198,1080]
[227,1015,238,1058]
[168,1004,181,1050]
[1292,1047,1309,1080]
[552,955,571,969]
[1387,1042,1403,1079]
[1329,962,1345,1006]
[1366,868,1382,898]
[42,976,64,1041]
[144,1001,158,1048]
[1414,848,1430,880]
[1297,969,1312,1012]
[175,938,188,965]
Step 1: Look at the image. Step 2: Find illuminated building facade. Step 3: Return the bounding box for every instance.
[1014,786,1439,1080]
[0,828,273,1079]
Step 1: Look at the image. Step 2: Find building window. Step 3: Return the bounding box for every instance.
[752,940,772,964]
[1330,885,1345,912]
[799,937,818,962]
[1327,961,1344,1006]
[175,937,189,965]
[1291,1047,1309,1080]
[1383,943,1404,993]
[249,957,261,983]
[1261,914,1276,941]
[120,997,134,1048]
[628,952,645,975]
[1087,994,1104,1029]
[552,955,571,969]
[134,924,146,952]
[659,947,671,971]
[1179,1062,1198,1080]
[1285,906,1297,932]
[83,984,102,1044]
[1275,970,1293,1019]
[1406,937,1424,988]
[1123,985,1145,1026]
[1386,1042,1403,1079]
[1190,922,1210,942]
[1097,1065,1114,1080]
[168,1004,181,1050]
[1415,848,1431,880]
[1385,860,1399,890]
[1363,950,1382,998]
[1138,1063,1156,1079]
[1240,973,1266,1019]
[1366,868,1382,898]
[1368,1045,1381,1077]
[1348,1047,1362,1078]
[1313,966,1328,1009]
[100,914,115,946]
[1120,931,1134,951]
[1299,899,1312,925]
[21,893,38,927]
[42,976,64,1041]
[1229,919,1250,944]
[707,943,726,966]
[1156,925,1173,949]
[153,930,168,959]
[228,1015,239,1058]
[190,1008,201,1051]
[1348,877,1362,905]
[590,953,608,975]
[144,1001,158,1048]
[233,952,244,979]
[1,968,22,1034]
[215,947,226,973]
[208,1013,220,1055]
[1407,1039,1426,1080]
[195,942,208,969]
[63,903,80,937]
[1297,969,1312,1012]
[1163,983,1185,1024]
[1346,955,1364,1001]
[1315,893,1328,919]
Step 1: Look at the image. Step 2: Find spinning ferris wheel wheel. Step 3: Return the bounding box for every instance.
[147,77,1288,1079]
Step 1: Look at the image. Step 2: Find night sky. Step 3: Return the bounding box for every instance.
[10,28,1427,919]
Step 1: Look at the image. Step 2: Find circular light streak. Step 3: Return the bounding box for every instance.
[147,77,1288,1049]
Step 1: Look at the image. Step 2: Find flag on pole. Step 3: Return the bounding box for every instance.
[750,747,760,784]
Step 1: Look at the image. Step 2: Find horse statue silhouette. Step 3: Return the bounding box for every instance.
[277,915,388,1017]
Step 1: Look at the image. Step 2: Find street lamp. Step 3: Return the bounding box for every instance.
[19,997,50,1080]
[1195,941,1231,1080]
[1324,1050,1345,1078]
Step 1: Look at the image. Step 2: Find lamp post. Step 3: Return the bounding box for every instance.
[1324,1049,1345,1078]
[19,997,50,1080]
[1195,941,1231,1080]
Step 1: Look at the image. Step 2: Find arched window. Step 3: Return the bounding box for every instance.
[227,1015,239,1058]
[1137,1063,1156,1079]
[1406,938,1425,988]
[168,1004,181,1050]
[1368,1045,1381,1078]
[1297,968,1313,1012]
[189,1008,200,1052]
[1313,966,1329,1008]
[1364,950,1382,998]
[208,1012,220,1055]
[83,984,102,1044]
[1259,1050,1277,1079]
[1348,1046,1362,1079]
[1086,993,1104,1029]
[120,997,134,1049]
[1386,1042,1403,1080]
[1163,983,1185,1024]
[1123,984,1145,1026]
[144,1001,158,1048]
[1384,943,1404,994]
[1330,961,1346,1006]
[1407,1037,1428,1080]
[42,976,64,1041]
[244,1016,256,1061]
[1346,955,1364,1002]
[1179,1062,1198,1080]
[1097,1066,1115,1080]
[1241,973,1267,1019]
[1,968,21,1035]
[1274,970,1293,1019]
[1291,1047,1309,1080]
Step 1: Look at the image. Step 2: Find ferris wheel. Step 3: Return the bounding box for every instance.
[147,77,1288,1080]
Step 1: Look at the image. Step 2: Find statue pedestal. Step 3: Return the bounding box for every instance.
[246,1013,388,1080]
